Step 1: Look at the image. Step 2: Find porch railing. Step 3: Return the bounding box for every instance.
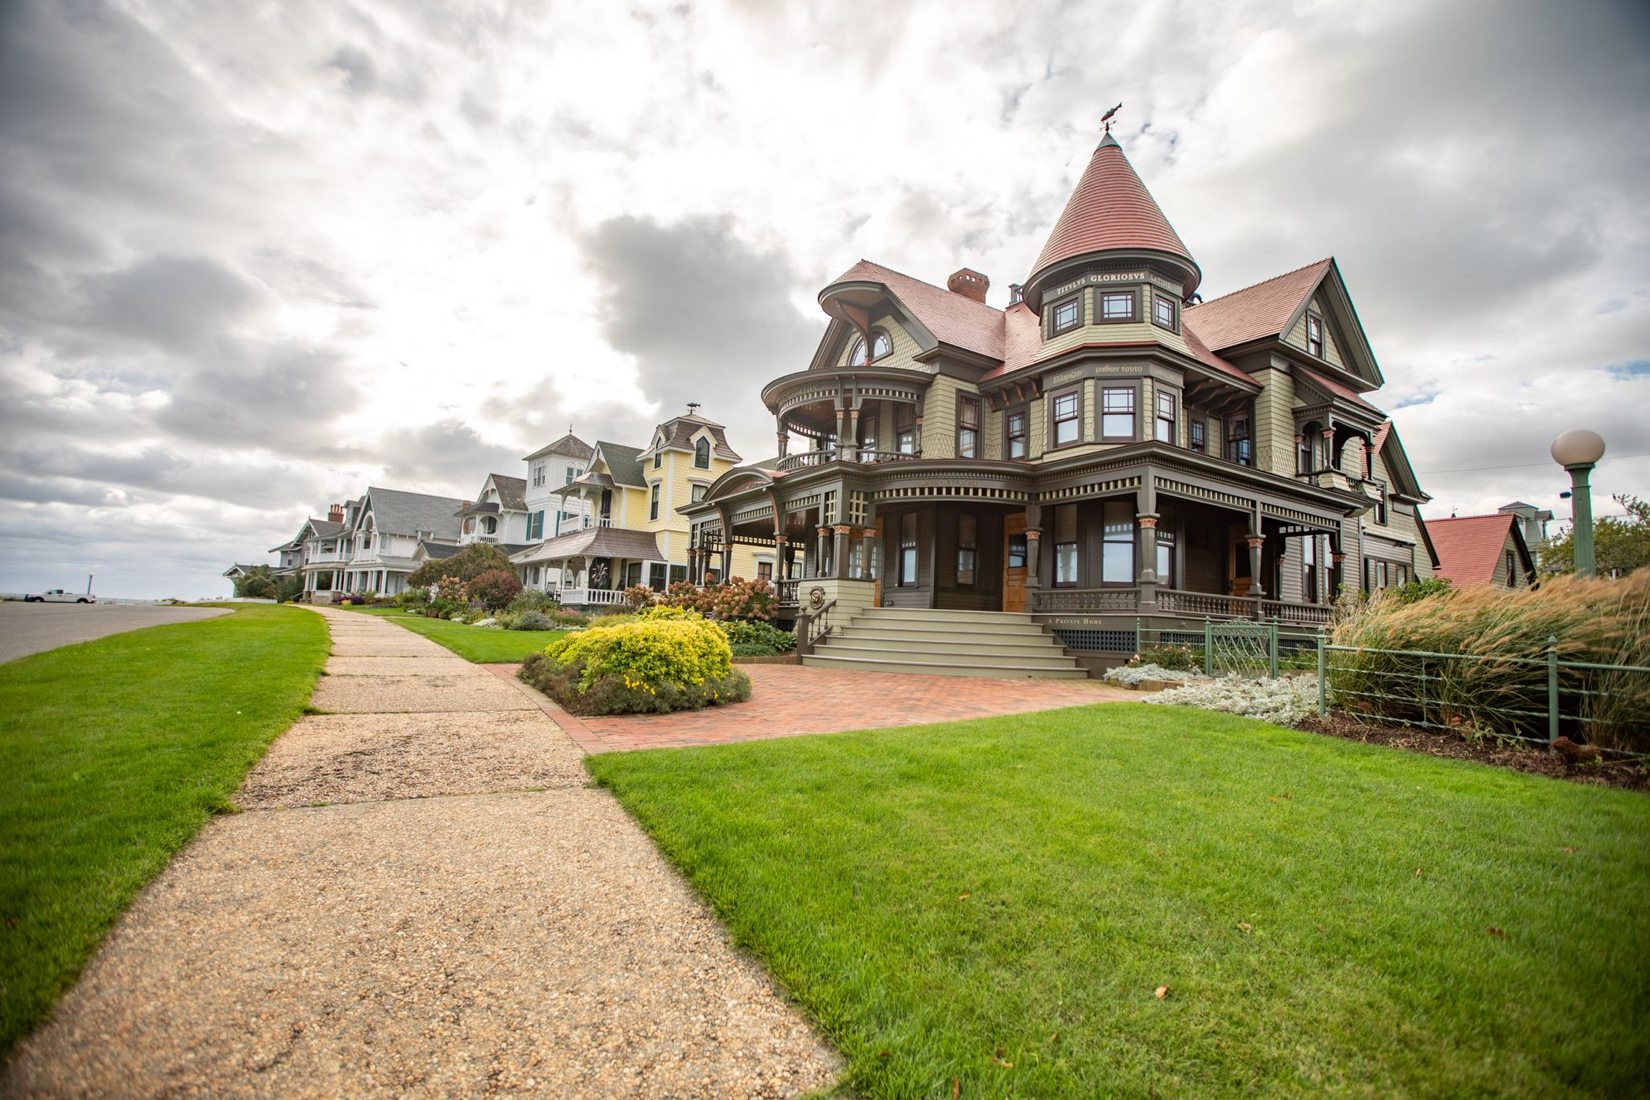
[776,579,800,607]
[1157,588,1248,618]
[546,586,626,607]
[1031,588,1139,612]
[1263,599,1333,626]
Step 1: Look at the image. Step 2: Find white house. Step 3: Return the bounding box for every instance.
[523,433,595,541]
[457,472,531,547]
[337,487,466,595]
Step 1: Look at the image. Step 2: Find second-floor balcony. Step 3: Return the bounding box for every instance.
[776,448,922,474]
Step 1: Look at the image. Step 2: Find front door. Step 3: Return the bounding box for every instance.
[1003,513,1028,613]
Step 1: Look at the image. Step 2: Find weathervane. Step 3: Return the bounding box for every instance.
[1101,102,1122,133]
[686,401,702,415]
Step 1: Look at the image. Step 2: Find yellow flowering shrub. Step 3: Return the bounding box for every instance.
[524,617,750,715]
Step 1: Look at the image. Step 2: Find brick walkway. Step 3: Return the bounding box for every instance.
[487,663,1134,753]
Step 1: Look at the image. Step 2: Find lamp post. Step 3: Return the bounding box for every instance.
[1550,429,1606,579]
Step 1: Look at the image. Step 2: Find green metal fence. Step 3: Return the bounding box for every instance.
[1315,632,1650,749]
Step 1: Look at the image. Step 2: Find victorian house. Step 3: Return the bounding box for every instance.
[511,411,763,605]
[683,129,1435,673]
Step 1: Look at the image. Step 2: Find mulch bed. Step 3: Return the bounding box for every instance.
[1297,712,1650,792]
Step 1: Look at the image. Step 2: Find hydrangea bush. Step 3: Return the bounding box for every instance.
[1144,674,1317,727]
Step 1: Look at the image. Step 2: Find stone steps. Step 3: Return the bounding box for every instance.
[803,607,1086,680]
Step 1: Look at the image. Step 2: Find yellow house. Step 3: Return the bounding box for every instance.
[511,411,763,606]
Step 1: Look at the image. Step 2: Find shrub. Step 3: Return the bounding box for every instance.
[622,584,655,611]
[509,610,555,631]
[1145,675,1317,727]
[468,568,522,611]
[406,542,515,588]
[1104,663,1199,687]
[507,589,559,614]
[396,588,427,611]
[640,605,702,622]
[659,580,711,614]
[720,619,796,654]
[707,577,775,622]
[232,565,278,599]
[551,607,590,628]
[1130,643,1201,671]
[1330,572,1650,750]
[520,618,751,715]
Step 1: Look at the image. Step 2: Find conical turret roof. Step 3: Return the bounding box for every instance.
[1027,132,1200,301]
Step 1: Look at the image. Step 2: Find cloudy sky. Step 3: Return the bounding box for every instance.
[2,0,1646,597]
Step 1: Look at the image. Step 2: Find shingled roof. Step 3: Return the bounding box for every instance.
[1182,259,1332,352]
[361,487,467,539]
[1028,132,1200,298]
[652,414,741,462]
[593,442,646,488]
[824,259,1005,361]
[523,432,594,463]
[1426,514,1532,587]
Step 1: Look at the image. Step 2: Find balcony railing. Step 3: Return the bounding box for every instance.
[775,448,922,473]
[776,579,800,606]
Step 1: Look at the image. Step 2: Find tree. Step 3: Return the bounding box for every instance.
[232,565,278,599]
[406,542,516,588]
[1539,494,1650,577]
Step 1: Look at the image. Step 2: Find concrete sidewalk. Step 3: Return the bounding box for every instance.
[2,606,839,1098]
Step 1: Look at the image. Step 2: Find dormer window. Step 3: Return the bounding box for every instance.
[1152,293,1176,330]
[1050,296,1081,335]
[653,450,661,469]
[1100,290,1137,322]
[694,438,711,468]
[848,329,892,365]
[1306,312,1324,358]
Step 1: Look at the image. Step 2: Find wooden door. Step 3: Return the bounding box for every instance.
[1003,513,1028,613]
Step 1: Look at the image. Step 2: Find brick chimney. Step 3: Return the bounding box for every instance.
[328,503,344,523]
[946,267,989,303]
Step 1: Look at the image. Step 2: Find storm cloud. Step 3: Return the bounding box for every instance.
[1,0,1647,596]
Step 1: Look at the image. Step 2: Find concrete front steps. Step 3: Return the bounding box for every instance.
[802,607,1087,679]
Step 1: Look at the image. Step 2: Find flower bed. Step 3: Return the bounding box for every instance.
[1103,663,1200,688]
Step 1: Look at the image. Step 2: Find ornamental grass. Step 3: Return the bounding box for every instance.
[1329,572,1650,750]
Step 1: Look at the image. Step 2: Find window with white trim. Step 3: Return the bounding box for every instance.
[1052,390,1081,447]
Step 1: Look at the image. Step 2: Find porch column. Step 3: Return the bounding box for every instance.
[832,525,851,579]
[1025,529,1042,590]
[721,542,733,583]
[1137,513,1160,612]
[816,526,831,578]
[1320,425,1336,476]
[859,530,878,580]
[776,424,789,459]
[1331,548,1346,601]
[833,400,848,456]
[1247,535,1268,617]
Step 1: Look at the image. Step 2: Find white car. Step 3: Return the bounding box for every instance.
[24,589,96,604]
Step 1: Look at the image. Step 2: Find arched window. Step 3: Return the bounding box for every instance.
[481,515,498,535]
[848,329,892,366]
[694,437,711,468]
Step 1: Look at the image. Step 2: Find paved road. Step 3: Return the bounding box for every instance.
[0,602,231,664]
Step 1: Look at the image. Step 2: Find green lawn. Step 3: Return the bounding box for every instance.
[589,704,1650,1098]
[0,604,328,1057]
[341,605,564,662]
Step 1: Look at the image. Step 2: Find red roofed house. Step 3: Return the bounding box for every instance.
[1425,514,1536,590]
[683,128,1437,675]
